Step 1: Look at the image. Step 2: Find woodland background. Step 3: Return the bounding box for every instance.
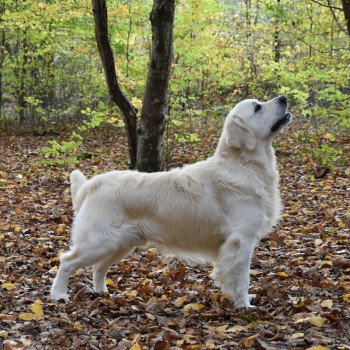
[0,0,349,169]
[0,0,350,349]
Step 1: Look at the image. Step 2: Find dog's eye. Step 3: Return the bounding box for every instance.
[254,104,262,113]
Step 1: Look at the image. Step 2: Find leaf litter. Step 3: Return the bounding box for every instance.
[0,124,349,349]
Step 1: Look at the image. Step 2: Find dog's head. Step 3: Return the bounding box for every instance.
[225,96,292,151]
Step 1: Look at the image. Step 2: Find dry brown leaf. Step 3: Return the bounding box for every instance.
[173,296,187,307]
[183,303,205,312]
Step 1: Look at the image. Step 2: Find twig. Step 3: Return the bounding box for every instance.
[310,0,343,11]
[327,0,349,35]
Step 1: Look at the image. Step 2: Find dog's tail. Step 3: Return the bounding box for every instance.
[70,170,87,211]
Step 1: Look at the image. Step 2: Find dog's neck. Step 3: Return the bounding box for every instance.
[214,138,278,181]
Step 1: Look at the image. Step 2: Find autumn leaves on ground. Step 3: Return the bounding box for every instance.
[0,122,349,350]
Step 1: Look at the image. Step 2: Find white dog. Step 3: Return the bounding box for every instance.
[50,96,292,308]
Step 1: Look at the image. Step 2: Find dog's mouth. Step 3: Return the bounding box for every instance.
[271,112,292,133]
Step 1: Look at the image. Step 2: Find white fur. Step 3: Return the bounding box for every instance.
[50,96,291,308]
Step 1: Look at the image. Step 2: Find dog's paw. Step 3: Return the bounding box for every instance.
[94,286,109,293]
[248,294,256,302]
[234,294,256,309]
[50,290,69,302]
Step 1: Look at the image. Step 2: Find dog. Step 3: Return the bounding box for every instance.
[50,96,292,308]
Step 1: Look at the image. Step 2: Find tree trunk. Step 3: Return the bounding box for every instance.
[92,0,138,169]
[18,33,28,124]
[341,0,350,35]
[274,0,281,63]
[136,0,175,172]
[0,0,4,120]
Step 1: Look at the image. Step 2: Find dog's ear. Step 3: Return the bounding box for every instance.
[226,116,256,151]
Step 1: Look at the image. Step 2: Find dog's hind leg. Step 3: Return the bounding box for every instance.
[215,236,256,308]
[92,246,133,293]
[50,243,120,301]
[50,248,85,301]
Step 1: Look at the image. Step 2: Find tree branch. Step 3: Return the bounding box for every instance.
[327,0,349,34]
[136,0,176,172]
[92,0,138,168]
[310,0,343,11]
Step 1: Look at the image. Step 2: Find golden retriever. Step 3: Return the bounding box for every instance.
[51,96,292,308]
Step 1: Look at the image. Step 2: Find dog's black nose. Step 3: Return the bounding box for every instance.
[278,95,287,104]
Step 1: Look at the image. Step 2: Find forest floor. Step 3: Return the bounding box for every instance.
[0,119,349,350]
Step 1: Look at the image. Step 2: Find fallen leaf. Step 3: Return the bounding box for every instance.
[295,316,327,327]
[74,322,83,331]
[145,313,155,320]
[105,279,115,286]
[31,300,44,317]
[159,295,169,302]
[315,239,323,246]
[226,325,251,333]
[146,297,157,307]
[205,340,218,349]
[0,330,8,338]
[308,317,327,327]
[294,298,305,308]
[216,325,228,332]
[18,312,38,321]
[320,260,332,268]
[123,290,137,298]
[173,296,187,307]
[183,303,205,312]
[290,333,304,339]
[18,299,44,320]
[276,271,288,278]
[320,299,333,309]
[240,334,258,347]
[132,333,141,343]
[343,294,350,303]
[130,344,141,350]
[1,283,16,291]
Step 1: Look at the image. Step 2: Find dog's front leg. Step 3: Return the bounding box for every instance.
[215,236,256,308]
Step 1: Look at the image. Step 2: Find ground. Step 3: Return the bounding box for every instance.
[0,120,349,350]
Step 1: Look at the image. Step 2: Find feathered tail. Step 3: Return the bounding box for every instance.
[70,170,87,211]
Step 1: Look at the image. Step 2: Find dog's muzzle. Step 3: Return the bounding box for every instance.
[271,112,292,133]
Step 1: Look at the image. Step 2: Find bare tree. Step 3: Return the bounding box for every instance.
[92,0,175,172]
[92,0,138,168]
[340,0,350,35]
[311,0,349,36]
[274,0,282,62]
[136,0,176,172]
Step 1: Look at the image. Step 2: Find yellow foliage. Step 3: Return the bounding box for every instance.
[173,296,187,307]
[295,316,327,327]
[182,303,205,312]
[276,271,288,278]
[31,301,44,317]
[74,322,83,331]
[130,344,141,350]
[216,325,228,332]
[1,283,16,291]
[343,294,350,303]
[105,279,115,286]
[18,299,44,321]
